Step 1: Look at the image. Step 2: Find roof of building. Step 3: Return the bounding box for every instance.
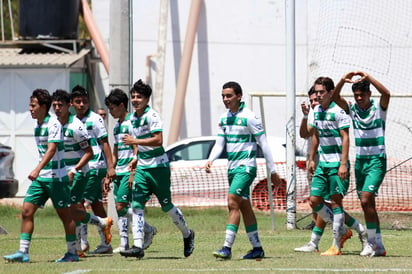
[0,48,90,68]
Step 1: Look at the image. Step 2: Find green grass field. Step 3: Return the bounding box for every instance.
[1,205,412,274]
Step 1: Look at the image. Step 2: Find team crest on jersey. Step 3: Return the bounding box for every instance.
[79,140,89,149]
[237,119,242,125]
[326,113,332,120]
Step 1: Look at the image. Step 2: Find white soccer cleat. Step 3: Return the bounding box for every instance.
[294,242,319,253]
[113,245,128,253]
[360,243,375,256]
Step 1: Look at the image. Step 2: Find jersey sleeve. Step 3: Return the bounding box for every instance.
[48,119,62,143]
[73,121,90,150]
[308,105,318,129]
[217,116,225,137]
[93,115,108,140]
[308,109,315,125]
[248,113,265,137]
[148,111,163,133]
[337,107,351,129]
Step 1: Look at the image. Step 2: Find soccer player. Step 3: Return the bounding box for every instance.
[295,86,367,253]
[51,89,113,258]
[3,89,77,263]
[70,85,116,254]
[307,76,352,256]
[120,79,195,259]
[299,86,319,230]
[333,71,390,257]
[205,81,282,260]
[104,88,157,253]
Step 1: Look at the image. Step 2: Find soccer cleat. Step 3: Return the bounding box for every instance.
[143,226,157,250]
[373,246,386,257]
[77,250,86,258]
[358,229,368,250]
[183,229,195,257]
[90,244,113,254]
[213,246,232,259]
[320,246,342,256]
[340,228,353,248]
[3,251,30,263]
[120,246,144,259]
[81,243,90,253]
[241,247,265,259]
[360,243,375,256]
[77,242,89,257]
[294,242,319,253]
[55,252,79,262]
[103,217,113,245]
[113,245,128,253]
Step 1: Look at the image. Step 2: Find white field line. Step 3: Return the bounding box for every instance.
[63,268,412,273]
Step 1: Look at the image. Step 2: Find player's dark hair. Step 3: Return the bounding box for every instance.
[71,85,89,100]
[352,80,371,93]
[222,81,242,95]
[31,89,52,112]
[130,79,152,98]
[52,89,70,104]
[105,88,129,111]
[314,77,335,92]
[307,86,315,96]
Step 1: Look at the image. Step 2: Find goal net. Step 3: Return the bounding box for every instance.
[308,0,412,211]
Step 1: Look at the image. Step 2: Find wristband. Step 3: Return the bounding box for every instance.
[303,115,308,119]
[133,155,138,160]
[70,167,79,174]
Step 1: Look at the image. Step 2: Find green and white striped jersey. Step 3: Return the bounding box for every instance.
[310,102,351,168]
[217,102,264,171]
[113,113,134,175]
[62,115,90,172]
[34,114,65,182]
[131,106,169,169]
[78,109,108,170]
[348,99,386,159]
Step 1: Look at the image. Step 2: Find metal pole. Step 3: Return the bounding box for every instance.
[108,0,130,223]
[129,0,133,89]
[1,0,4,41]
[153,0,169,117]
[167,0,203,145]
[285,0,297,230]
[82,0,110,73]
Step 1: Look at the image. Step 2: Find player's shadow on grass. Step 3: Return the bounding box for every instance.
[143,256,184,260]
[82,254,114,259]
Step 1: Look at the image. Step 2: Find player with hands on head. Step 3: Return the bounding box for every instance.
[333,71,390,257]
